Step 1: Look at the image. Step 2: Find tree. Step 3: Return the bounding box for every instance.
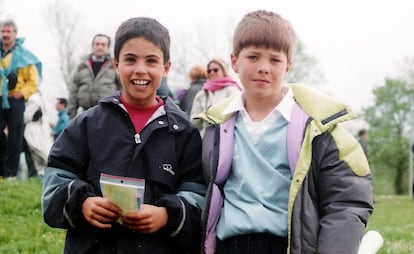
[168,19,323,90]
[286,40,325,85]
[44,0,85,88]
[399,56,414,83]
[169,18,235,88]
[361,78,414,194]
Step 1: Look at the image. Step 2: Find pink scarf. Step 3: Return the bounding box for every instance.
[202,77,242,92]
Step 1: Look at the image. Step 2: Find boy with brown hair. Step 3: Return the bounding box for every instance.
[42,17,205,254]
[201,10,373,254]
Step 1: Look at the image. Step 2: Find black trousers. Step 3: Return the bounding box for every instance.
[0,130,6,177]
[22,137,37,177]
[216,233,288,254]
[0,97,25,177]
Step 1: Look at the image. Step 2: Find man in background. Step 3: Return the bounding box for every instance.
[0,130,6,178]
[358,128,377,202]
[0,18,41,179]
[23,91,53,178]
[67,33,120,118]
[358,129,369,158]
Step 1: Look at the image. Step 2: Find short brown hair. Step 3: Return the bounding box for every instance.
[232,10,296,63]
[188,65,207,83]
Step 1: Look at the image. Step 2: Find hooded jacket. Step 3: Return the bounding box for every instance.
[0,38,41,107]
[67,53,120,118]
[201,84,373,254]
[42,92,206,254]
[190,81,241,137]
[179,78,206,116]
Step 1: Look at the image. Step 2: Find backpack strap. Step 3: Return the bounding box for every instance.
[286,102,309,175]
[202,124,219,184]
[203,115,237,254]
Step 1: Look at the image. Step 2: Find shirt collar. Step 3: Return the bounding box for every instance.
[223,86,295,123]
[91,54,106,62]
[1,45,15,58]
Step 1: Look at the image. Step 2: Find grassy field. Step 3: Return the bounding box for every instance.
[0,178,64,253]
[0,178,413,253]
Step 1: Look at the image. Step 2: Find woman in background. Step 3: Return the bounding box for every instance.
[179,65,207,116]
[190,58,241,137]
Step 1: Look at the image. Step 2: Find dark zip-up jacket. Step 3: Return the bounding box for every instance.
[200,84,373,254]
[42,92,206,254]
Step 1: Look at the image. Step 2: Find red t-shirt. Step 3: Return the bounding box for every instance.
[120,96,164,133]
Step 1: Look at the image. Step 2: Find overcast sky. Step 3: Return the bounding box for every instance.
[3,0,414,115]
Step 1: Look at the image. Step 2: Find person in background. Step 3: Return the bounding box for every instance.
[23,91,53,178]
[358,128,377,203]
[67,33,121,118]
[175,87,187,106]
[413,144,414,199]
[157,76,175,98]
[0,18,41,179]
[200,10,373,254]
[50,97,69,140]
[179,64,207,116]
[358,128,368,158]
[0,129,6,179]
[42,17,205,254]
[190,58,241,137]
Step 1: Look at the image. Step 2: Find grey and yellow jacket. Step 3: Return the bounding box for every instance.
[42,93,206,254]
[67,53,121,118]
[201,84,373,254]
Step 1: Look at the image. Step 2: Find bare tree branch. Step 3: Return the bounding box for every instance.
[169,18,323,90]
[169,18,235,88]
[286,40,325,85]
[44,0,84,88]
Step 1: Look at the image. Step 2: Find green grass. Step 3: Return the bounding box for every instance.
[0,178,65,254]
[367,195,414,253]
[0,179,413,253]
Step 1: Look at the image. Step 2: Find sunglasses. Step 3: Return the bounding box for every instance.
[207,68,220,74]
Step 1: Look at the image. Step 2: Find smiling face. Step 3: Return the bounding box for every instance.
[114,37,171,107]
[231,45,290,101]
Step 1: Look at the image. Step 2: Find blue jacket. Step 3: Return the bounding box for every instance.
[52,108,69,138]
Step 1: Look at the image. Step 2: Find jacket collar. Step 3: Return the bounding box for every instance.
[202,84,357,130]
[290,84,357,131]
[99,92,190,132]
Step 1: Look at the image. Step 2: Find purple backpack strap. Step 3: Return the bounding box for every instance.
[204,116,236,254]
[286,102,308,176]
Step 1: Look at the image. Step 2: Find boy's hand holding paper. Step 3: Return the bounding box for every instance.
[99,173,145,214]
